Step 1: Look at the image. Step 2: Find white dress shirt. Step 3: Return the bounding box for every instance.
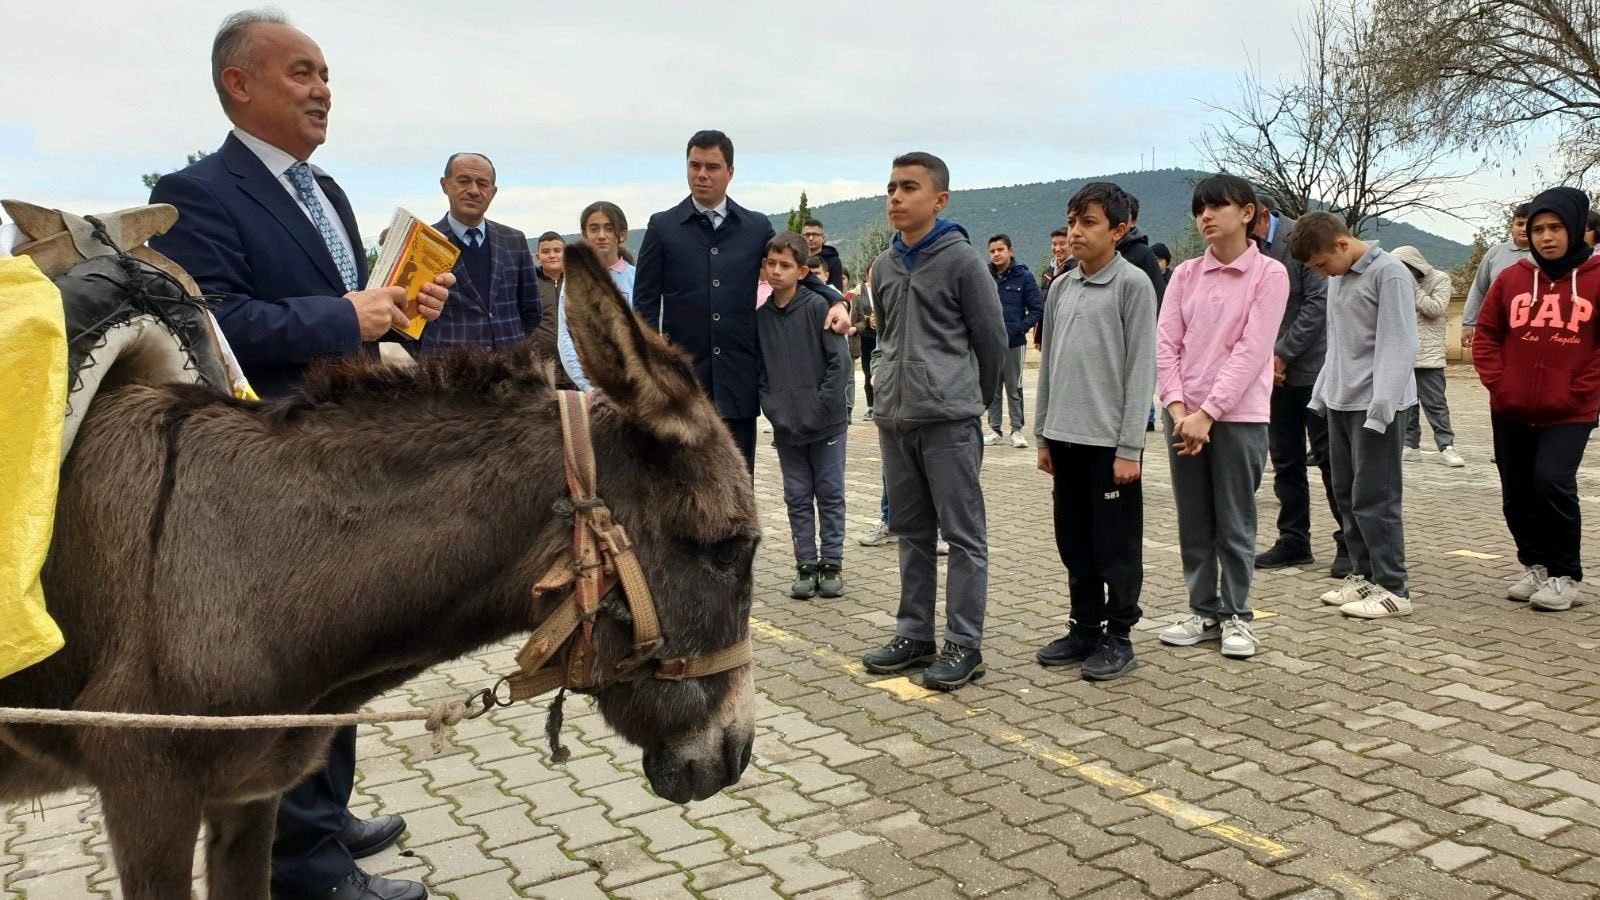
[231,127,356,265]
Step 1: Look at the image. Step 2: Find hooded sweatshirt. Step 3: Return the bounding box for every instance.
[757,281,851,445]
[1116,227,1168,306]
[1391,245,1455,369]
[870,219,1008,431]
[1474,188,1600,426]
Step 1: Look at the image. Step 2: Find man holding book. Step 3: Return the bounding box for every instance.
[149,10,446,900]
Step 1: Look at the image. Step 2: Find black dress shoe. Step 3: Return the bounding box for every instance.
[1036,625,1102,667]
[862,636,938,673]
[338,814,406,859]
[1255,543,1314,569]
[314,868,426,900]
[923,641,985,690]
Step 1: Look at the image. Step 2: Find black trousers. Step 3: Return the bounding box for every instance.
[271,725,355,895]
[859,332,877,408]
[725,416,757,477]
[1048,440,1143,635]
[1492,414,1593,580]
[1268,384,1343,553]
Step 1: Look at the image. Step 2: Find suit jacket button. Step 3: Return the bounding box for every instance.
[712,313,721,321]
[712,278,721,287]
[710,247,719,256]
[713,346,721,355]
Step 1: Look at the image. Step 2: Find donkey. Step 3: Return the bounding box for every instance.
[0,244,760,899]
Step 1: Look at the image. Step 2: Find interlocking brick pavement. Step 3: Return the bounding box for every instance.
[7,366,1600,898]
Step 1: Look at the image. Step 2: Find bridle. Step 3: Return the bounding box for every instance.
[490,390,752,714]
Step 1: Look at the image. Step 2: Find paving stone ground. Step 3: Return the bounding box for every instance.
[7,366,1600,899]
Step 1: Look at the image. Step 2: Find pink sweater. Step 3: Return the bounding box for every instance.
[1156,242,1289,423]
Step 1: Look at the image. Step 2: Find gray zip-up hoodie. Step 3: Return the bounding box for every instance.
[869,221,1007,431]
[757,283,851,446]
[1034,254,1158,460]
[1462,240,1531,327]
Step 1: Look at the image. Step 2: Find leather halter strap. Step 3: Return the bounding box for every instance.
[503,390,751,703]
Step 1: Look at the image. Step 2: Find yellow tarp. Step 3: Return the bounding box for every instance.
[0,256,66,679]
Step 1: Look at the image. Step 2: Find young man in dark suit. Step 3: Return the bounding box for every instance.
[634,130,849,473]
[148,11,448,900]
[421,152,541,355]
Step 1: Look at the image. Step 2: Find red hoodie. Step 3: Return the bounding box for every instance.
[1474,254,1600,425]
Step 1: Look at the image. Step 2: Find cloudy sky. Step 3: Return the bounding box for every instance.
[5,0,1556,246]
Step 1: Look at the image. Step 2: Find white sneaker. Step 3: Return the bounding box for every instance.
[1159,615,1221,646]
[1341,587,1412,618]
[1010,431,1029,449]
[858,522,896,547]
[1403,447,1422,462]
[1531,576,1584,611]
[1439,446,1466,467]
[983,431,1001,446]
[1220,616,1258,658]
[1321,575,1372,606]
[1508,565,1548,602]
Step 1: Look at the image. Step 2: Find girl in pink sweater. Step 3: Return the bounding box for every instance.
[1155,174,1289,660]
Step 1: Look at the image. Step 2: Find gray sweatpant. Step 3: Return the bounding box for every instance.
[987,346,1025,434]
[1403,367,1455,451]
[1164,415,1269,620]
[776,434,847,561]
[880,418,989,649]
[1327,409,1409,595]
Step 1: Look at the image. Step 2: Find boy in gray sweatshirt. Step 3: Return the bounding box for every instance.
[758,234,852,600]
[1032,183,1157,682]
[1461,203,1532,341]
[1292,212,1417,619]
[860,151,1007,691]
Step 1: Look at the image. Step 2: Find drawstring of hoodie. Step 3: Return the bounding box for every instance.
[1530,268,1581,312]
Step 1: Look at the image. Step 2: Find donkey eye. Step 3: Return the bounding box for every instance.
[712,541,744,570]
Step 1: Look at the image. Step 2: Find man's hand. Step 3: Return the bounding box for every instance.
[1112,458,1141,484]
[1459,326,1474,349]
[1037,447,1053,475]
[867,313,877,330]
[415,271,455,321]
[1273,354,1288,386]
[347,287,410,341]
[824,301,851,335]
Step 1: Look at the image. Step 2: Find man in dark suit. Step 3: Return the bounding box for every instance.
[1249,206,1348,577]
[149,11,446,900]
[420,152,541,355]
[634,130,850,473]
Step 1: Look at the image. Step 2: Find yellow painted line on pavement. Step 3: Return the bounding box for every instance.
[1447,549,1502,560]
[1323,872,1386,900]
[749,617,1295,861]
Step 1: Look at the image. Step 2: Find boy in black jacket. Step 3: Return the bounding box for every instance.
[758,233,852,599]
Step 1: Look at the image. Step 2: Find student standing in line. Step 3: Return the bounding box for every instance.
[1155,174,1288,659]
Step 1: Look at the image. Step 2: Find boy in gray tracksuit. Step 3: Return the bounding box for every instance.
[860,151,1007,691]
[758,233,852,601]
[1291,212,1418,619]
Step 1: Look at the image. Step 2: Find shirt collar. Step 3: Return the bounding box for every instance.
[1068,254,1122,285]
[691,196,730,221]
[1348,242,1384,275]
[1265,214,1280,248]
[1199,241,1261,274]
[444,214,485,242]
[608,258,627,274]
[232,127,303,179]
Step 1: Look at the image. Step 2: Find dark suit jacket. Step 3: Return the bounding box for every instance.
[634,196,775,418]
[149,132,368,398]
[419,217,540,355]
[1260,216,1329,387]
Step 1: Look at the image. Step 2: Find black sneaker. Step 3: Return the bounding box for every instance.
[1255,543,1314,569]
[1081,634,1137,682]
[923,641,986,690]
[1036,624,1103,667]
[791,560,819,599]
[1329,551,1353,579]
[816,558,844,598]
[862,636,939,673]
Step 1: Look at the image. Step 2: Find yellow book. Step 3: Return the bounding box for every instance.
[366,209,460,340]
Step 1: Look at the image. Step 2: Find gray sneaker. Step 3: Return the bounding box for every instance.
[1508,565,1548,602]
[1219,616,1258,658]
[1158,614,1221,646]
[1531,576,1584,611]
[858,522,896,547]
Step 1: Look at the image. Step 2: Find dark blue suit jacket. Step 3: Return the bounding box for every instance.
[419,217,540,355]
[634,196,775,419]
[149,133,369,398]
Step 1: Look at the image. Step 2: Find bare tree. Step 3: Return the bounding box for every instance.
[1199,0,1467,231]
[1360,0,1600,178]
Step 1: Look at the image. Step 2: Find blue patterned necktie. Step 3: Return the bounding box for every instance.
[286,162,358,292]
[465,226,482,248]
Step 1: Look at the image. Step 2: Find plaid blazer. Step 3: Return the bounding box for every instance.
[419,217,541,354]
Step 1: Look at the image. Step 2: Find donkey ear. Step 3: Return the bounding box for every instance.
[562,243,723,445]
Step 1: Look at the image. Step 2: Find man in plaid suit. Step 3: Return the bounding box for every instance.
[420,152,542,354]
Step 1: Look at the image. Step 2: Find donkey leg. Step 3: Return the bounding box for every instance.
[204,797,277,900]
[101,783,202,900]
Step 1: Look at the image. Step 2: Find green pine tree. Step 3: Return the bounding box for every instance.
[140,151,211,191]
[786,191,811,234]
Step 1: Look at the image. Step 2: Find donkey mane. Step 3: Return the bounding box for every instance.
[267,344,556,420]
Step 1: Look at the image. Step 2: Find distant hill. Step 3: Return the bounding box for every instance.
[547,168,1468,275]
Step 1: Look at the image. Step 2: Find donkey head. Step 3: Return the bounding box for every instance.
[562,243,758,802]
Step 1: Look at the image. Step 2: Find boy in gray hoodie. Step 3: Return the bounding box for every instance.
[860,151,1007,690]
